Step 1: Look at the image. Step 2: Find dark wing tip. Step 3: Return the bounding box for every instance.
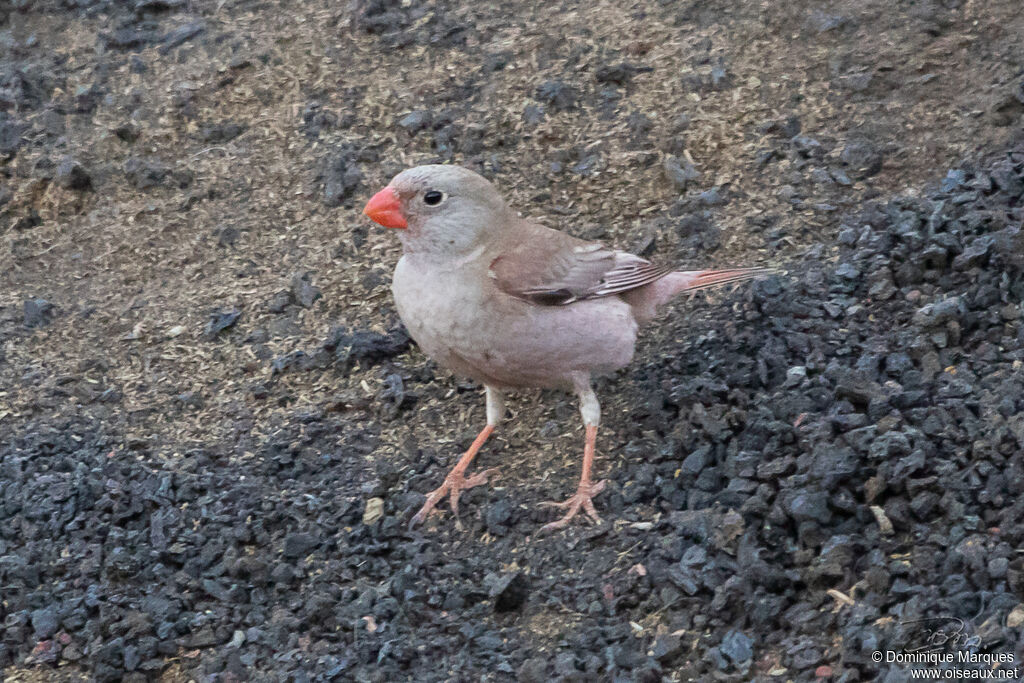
[523,288,577,306]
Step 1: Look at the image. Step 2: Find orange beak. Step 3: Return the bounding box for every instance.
[362,187,407,229]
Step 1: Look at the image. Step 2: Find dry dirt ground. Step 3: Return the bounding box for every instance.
[2,0,1024,680]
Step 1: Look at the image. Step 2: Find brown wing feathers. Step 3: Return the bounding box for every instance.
[488,221,765,307]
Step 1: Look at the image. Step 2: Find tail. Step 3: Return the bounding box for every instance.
[672,267,778,294]
[622,266,777,324]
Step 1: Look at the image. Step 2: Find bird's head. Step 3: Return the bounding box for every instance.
[363,165,508,258]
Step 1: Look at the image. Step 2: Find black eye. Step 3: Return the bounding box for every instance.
[423,190,445,206]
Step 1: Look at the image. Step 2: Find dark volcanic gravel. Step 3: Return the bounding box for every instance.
[3,143,1024,680]
[3,0,1024,680]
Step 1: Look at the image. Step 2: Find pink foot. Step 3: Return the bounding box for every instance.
[409,468,499,530]
[537,479,607,533]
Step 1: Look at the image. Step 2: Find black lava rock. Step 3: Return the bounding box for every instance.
[159,21,205,54]
[489,572,530,612]
[840,139,884,178]
[534,80,578,112]
[321,149,364,208]
[55,156,92,191]
[196,122,246,143]
[282,532,321,558]
[1,116,28,157]
[289,271,322,308]
[323,324,411,370]
[23,298,55,327]
[30,607,59,640]
[398,110,432,133]
[114,122,141,142]
[204,308,241,338]
[720,630,753,665]
[123,157,172,189]
[594,62,652,85]
[664,155,701,192]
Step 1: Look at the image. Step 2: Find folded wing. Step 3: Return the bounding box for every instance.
[489,222,674,306]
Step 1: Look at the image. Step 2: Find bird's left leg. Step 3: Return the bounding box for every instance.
[538,376,607,532]
[410,385,504,530]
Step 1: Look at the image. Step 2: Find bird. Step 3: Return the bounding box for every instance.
[362,164,772,532]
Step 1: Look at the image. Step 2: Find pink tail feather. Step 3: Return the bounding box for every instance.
[622,266,776,324]
[673,267,777,294]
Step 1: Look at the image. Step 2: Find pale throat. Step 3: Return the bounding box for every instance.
[398,213,496,266]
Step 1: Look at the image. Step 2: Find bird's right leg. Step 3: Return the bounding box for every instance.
[538,377,607,533]
[409,385,504,530]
